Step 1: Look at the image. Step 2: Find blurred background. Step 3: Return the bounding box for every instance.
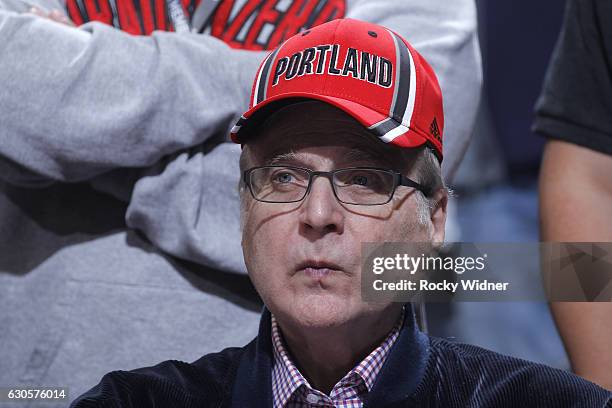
[429,0,569,369]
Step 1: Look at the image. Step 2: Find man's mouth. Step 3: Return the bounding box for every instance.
[295,260,343,280]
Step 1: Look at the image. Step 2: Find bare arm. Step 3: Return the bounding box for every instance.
[539,139,612,390]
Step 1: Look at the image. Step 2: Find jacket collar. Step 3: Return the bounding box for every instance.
[230,305,429,407]
[230,307,274,408]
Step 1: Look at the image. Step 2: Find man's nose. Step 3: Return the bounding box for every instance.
[298,175,344,236]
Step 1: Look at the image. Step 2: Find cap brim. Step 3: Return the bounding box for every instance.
[230,92,428,150]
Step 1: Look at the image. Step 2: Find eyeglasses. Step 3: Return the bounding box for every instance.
[243,165,431,206]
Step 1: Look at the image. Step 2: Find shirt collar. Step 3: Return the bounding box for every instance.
[270,309,405,407]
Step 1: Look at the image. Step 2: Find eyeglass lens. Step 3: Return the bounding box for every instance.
[248,166,396,205]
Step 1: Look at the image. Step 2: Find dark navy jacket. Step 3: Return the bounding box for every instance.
[72,308,612,407]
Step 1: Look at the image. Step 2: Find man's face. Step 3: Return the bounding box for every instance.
[241,102,445,329]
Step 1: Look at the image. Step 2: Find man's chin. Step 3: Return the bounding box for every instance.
[280,294,355,329]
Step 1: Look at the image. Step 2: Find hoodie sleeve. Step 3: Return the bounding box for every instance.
[123,0,482,273]
[0,3,266,185]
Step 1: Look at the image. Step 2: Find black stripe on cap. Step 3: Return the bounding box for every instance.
[256,47,282,105]
[368,118,400,138]
[388,30,411,124]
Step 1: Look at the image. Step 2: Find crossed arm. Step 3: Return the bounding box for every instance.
[0,0,481,271]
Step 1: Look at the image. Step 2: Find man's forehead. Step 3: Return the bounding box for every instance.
[249,101,392,157]
[257,100,363,135]
[242,100,419,172]
[263,146,387,169]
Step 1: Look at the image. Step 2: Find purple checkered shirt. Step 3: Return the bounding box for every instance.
[271,310,404,408]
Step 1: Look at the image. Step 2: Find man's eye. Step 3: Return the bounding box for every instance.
[351,175,369,186]
[272,172,294,184]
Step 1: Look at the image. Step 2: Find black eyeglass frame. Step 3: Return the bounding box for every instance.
[242,165,433,206]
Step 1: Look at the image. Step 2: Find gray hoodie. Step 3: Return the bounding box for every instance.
[0,0,481,402]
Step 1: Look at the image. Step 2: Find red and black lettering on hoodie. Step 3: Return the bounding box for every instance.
[65,0,346,50]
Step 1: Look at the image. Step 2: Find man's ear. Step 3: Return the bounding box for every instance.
[430,188,448,245]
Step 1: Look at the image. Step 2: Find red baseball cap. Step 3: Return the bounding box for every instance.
[230,18,444,161]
